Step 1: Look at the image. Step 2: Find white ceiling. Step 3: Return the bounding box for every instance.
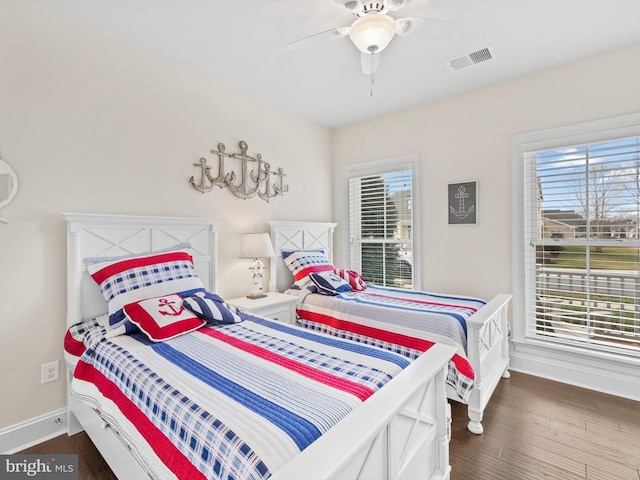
[27,0,640,129]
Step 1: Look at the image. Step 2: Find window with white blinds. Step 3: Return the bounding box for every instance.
[524,136,640,357]
[346,157,418,289]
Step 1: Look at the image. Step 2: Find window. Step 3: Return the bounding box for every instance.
[519,125,640,358]
[344,155,420,289]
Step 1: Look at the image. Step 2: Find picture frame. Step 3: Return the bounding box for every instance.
[448,181,477,225]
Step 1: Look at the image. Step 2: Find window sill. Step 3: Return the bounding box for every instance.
[510,338,640,401]
[513,337,640,367]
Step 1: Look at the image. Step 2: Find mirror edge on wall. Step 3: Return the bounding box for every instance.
[0,156,19,224]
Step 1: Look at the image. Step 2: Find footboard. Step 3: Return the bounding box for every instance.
[273,343,455,480]
[69,343,455,480]
[464,293,512,434]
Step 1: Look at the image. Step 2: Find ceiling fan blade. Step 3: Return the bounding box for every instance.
[386,0,414,11]
[333,0,362,14]
[395,15,459,39]
[361,51,381,75]
[286,26,350,51]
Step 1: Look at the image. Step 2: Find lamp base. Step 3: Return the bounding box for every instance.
[246,292,267,300]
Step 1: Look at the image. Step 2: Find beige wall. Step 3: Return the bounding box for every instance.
[0,1,332,429]
[332,44,640,302]
[2,0,640,437]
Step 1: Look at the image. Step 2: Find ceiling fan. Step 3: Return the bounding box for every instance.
[287,0,456,76]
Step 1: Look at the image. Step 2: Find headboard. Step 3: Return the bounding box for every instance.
[64,213,218,327]
[269,221,337,292]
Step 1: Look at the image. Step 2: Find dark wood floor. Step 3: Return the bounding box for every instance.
[21,371,640,479]
[448,372,640,480]
[19,427,117,480]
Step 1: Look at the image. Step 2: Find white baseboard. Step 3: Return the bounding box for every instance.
[0,408,68,454]
[510,350,640,402]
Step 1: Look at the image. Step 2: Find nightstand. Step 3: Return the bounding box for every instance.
[227,292,298,324]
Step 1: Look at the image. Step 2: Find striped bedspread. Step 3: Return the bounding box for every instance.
[295,284,485,403]
[65,312,411,480]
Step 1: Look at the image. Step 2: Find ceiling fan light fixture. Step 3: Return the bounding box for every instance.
[348,13,397,53]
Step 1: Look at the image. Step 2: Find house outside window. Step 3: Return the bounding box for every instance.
[344,154,420,290]
[512,114,640,391]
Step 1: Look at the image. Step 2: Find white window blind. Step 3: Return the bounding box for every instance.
[524,136,640,357]
[347,167,415,288]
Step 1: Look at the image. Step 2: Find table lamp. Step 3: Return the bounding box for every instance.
[239,233,276,299]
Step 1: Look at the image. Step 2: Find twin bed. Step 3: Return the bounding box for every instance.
[64,213,457,480]
[268,221,512,436]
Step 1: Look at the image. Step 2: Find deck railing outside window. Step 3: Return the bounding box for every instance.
[534,266,640,353]
[524,136,640,357]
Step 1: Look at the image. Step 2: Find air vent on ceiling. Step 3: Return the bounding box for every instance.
[448,46,495,71]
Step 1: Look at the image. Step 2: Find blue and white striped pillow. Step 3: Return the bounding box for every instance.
[183,291,242,324]
[309,271,353,296]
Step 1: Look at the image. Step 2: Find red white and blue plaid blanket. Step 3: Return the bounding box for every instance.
[64,312,410,480]
[294,284,484,403]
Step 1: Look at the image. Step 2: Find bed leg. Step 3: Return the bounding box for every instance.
[501,368,511,379]
[467,410,483,435]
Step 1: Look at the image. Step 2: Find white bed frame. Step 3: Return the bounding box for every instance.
[269,220,512,435]
[64,213,455,480]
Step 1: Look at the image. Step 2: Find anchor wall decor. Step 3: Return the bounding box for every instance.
[189,140,289,202]
[447,181,478,225]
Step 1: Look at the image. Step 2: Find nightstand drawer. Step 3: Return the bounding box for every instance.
[226,292,298,325]
[259,307,291,323]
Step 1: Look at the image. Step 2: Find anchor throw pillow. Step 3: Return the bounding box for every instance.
[123,293,206,341]
[86,243,206,333]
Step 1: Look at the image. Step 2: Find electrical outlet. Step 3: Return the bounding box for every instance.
[41,361,60,384]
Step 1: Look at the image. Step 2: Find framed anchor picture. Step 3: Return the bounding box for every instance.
[448,181,477,225]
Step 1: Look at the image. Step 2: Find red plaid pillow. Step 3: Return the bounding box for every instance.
[282,250,335,287]
[86,244,205,331]
[335,269,367,291]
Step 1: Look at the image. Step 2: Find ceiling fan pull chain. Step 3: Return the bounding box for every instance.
[370,51,375,96]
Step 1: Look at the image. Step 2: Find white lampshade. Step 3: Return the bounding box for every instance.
[239,233,275,259]
[349,13,397,54]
